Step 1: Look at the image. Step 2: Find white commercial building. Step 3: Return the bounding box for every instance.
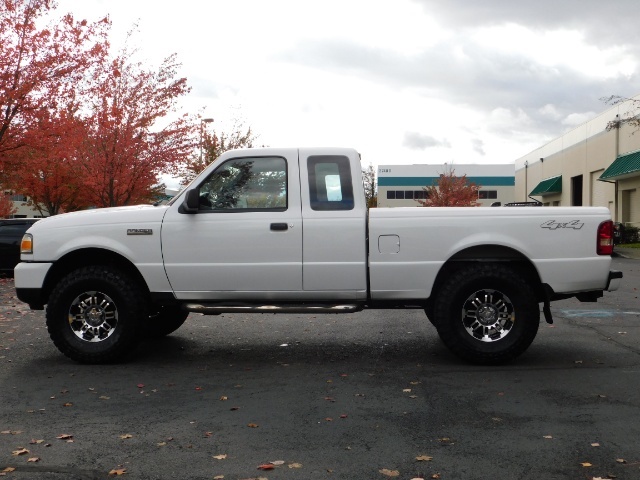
[515,94,640,228]
[377,164,515,208]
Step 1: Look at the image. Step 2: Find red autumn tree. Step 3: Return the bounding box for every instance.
[416,169,480,207]
[2,3,196,213]
[8,107,88,215]
[0,0,109,177]
[0,191,17,217]
[77,50,197,208]
[180,118,257,184]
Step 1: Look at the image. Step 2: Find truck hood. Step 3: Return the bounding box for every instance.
[27,204,168,233]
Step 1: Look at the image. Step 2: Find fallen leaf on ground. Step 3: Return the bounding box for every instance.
[27,457,39,462]
[257,464,275,470]
[219,396,228,401]
[591,443,600,447]
[56,434,73,440]
[119,434,132,439]
[63,403,73,407]
[29,439,44,444]
[2,468,15,473]
[136,384,144,388]
[380,468,400,477]
[247,423,259,428]
[616,459,626,464]
[109,468,127,475]
[543,435,553,439]
[12,448,29,456]
[288,463,302,468]
[213,454,227,460]
[581,462,593,467]
[416,455,433,461]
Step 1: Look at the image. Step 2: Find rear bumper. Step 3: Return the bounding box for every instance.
[606,270,623,292]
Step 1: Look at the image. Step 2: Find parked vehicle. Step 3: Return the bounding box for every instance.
[0,218,40,275]
[15,148,622,364]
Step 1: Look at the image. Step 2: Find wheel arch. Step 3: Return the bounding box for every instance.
[42,248,151,304]
[427,245,545,314]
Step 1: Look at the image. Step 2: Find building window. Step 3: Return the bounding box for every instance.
[414,190,427,199]
[387,190,429,200]
[478,190,498,199]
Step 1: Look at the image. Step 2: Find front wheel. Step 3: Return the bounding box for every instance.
[432,264,540,364]
[46,266,147,364]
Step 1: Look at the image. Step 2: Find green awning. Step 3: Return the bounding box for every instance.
[599,150,640,181]
[529,175,562,196]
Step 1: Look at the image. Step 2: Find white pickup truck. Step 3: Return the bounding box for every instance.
[15,147,622,365]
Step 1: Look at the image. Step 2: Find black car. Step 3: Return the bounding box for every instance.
[0,218,40,276]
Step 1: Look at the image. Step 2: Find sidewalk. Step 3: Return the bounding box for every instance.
[614,246,640,259]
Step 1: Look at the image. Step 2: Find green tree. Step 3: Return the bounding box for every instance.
[362,163,377,208]
[417,168,480,207]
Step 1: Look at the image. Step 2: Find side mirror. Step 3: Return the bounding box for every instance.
[182,189,200,213]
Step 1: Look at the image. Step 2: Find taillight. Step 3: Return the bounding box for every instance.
[597,220,614,255]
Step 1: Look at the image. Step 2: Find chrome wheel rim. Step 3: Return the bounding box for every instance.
[461,288,514,342]
[68,291,118,342]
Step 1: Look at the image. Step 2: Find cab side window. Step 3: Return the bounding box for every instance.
[307,155,354,211]
[197,157,287,211]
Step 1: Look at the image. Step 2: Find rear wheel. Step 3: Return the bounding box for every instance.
[46,266,147,364]
[433,264,540,364]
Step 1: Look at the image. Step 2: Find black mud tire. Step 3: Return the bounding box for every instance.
[46,266,147,364]
[147,305,189,338]
[433,264,540,365]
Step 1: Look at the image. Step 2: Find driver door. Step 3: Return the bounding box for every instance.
[161,150,302,300]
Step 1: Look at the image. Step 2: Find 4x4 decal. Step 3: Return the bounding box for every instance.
[541,220,584,230]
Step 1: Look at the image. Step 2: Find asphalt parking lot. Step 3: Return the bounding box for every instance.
[0,256,639,480]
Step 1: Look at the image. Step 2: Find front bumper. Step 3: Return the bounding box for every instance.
[14,262,52,310]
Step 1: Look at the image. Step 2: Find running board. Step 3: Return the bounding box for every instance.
[183,303,363,315]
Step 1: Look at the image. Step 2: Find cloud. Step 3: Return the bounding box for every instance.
[471,138,485,156]
[403,131,451,150]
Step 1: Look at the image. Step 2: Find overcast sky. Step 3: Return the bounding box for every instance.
[55,0,640,180]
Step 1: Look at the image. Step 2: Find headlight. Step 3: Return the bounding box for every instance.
[20,234,33,254]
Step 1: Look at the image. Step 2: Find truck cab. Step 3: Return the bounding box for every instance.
[161,148,368,301]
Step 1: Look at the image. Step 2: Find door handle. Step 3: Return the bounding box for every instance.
[270,223,289,231]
